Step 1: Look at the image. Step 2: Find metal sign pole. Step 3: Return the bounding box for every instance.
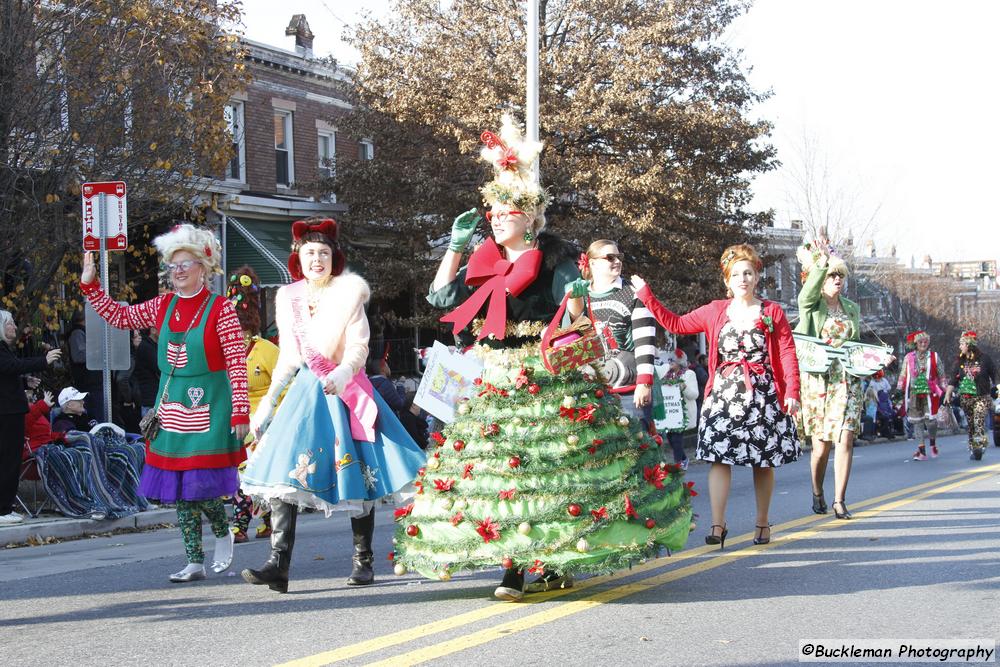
[98,193,112,423]
[526,0,539,178]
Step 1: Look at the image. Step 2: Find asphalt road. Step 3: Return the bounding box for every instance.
[2,433,998,667]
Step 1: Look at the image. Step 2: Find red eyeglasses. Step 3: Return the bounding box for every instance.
[485,209,526,222]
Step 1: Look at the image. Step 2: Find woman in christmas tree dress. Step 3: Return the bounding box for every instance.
[226,266,276,543]
[80,224,248,583]
[632,243,800,548]
[897,330,947,461]
[393,116,693,601]
[794,242,862,520]
[944,331,997,461]
[239,219,426,593]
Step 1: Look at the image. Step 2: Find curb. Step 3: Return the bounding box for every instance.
[2,508,177,547]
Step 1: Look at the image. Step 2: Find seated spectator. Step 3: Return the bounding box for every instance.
[366,357,405,414]
[398,391,429,450]
[53,387,98,433]
[24,390,66,455]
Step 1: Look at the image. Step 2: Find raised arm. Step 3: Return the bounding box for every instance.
[431,209,482,292]
[797,255,828,314]
[629,276,711,336]
[630,296,658,386]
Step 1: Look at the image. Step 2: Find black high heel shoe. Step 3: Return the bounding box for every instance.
[812,493,828,514]
[753,524,772,545]
[832,501,852,520]
[705,524,728,549]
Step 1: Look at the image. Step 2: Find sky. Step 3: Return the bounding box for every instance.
[241,0,998,266]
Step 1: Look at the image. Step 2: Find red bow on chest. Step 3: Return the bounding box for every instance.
[439,238,542,340]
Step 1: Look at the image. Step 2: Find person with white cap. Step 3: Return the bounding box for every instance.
[52,387,97,433]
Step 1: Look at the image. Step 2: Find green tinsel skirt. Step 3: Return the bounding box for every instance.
[392,344,693,581]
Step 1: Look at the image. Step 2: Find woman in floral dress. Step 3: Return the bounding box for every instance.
[632,243,800,547]
[795,242,861,519]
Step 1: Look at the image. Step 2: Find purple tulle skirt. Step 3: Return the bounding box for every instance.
[139,464,239,503]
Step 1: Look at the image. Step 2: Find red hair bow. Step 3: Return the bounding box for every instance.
[292,218,338,243]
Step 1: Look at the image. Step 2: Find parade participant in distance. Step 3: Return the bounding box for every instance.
[897,331,947,461]
[944,331,997,461]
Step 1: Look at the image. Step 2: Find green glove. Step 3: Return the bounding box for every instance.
[565,278,590,299]
[448,209,482,253]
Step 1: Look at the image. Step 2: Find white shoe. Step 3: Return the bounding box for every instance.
[210,530,235,574]
[0,512,24,525]
[169,563,207,583]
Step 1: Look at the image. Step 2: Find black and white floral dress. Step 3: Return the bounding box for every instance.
[698,321,800,467]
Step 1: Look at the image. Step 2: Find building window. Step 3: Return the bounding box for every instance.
[318,131,335,179]
[358,139,373,160]
[274,110,294,187]
[224,101,245,182]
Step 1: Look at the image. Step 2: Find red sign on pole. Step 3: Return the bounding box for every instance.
[82,181,127,251]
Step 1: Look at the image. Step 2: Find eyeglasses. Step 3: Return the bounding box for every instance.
[827,272,845,280]
[165,260,198,273]
[596,254,623,263]
[485,209,526,222]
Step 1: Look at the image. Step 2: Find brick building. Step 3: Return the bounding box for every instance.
[205,15,370,303]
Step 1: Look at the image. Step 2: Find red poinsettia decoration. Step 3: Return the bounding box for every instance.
[450,512,464,526]
[587,445,598,455]
[478,382,509,398]
[393,503,414,521]
[473,377,483,386]
[591,506,608,521]
[686,481,698,497]
[462,463,475,480]
[433,478,455,492]
[498,147,518,170]
[514,367,531,389]
[476,517,501,543]
[414,480,424,495]
[559,405,577,421]
[498,488,517,500]
[527,559,545,575]
[623,493,638,519]
[481,422,501,437]
[430,432,446,447]
[575,404,597,423]
[644,464,668,490]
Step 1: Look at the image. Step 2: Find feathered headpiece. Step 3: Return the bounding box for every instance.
[226,265,261,334]
[479,114,549,232]
[153,224,223,277]
[960,330,978,347]
[796,241,848,284]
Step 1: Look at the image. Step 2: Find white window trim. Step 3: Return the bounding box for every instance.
[275,109,295,188]
[359,138,374,160]
[224,100,246,184]
[317,129,337,203]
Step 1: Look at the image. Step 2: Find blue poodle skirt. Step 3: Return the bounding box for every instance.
[240,369,426,516]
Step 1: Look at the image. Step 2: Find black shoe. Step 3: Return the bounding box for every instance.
[753,524,772,545]
[971,448,984,461]
[812,493,828,514]
[524,571,574,593]
[346,509,375,586]
[832,501,852,520]
[242,500,296,593]
[705,524,728,549]
[494,568,525,601]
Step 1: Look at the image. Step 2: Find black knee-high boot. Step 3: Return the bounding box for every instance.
[346,508,375,585]
[241,499,297,593]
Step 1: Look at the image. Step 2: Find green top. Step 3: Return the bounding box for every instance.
[794,258,860,342]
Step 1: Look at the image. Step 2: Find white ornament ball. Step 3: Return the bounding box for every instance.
[394,563,407,576]
[562,395,577,408]
[457,403,470,415]
[439,570,452,581]
[427,457,440,470]
[618,415,630,427]
[454,499,468,511]
[636,432,645,442]
[567,434,580,446]
[517,522,532,535]
[576,538,590,553]
[512,416,523,426]
[442,498,453,510]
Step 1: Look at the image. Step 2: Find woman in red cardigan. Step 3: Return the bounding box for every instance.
[631,244,800,547]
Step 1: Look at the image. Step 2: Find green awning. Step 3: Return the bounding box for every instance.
[226,217,293,286]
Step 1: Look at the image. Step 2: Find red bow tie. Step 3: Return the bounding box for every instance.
[439,238,542,340]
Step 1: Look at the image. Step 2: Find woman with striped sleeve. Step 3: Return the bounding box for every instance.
[80,224,249,583]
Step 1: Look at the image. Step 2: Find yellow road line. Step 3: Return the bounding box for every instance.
[279,463,999,667]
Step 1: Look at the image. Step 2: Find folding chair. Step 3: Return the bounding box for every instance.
[16,438,54,518]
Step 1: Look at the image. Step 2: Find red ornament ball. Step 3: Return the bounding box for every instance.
[501,556,514,570]
[473,377,483,386]
[528,384,540,395]
[645,518,656,529]
[567,503,582,517]
[595,389,605,398]
[653,435,664,446]
[508,455,521,468]
[405,524,419,537]
[453,440,466,452]
[387,550,395,561]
